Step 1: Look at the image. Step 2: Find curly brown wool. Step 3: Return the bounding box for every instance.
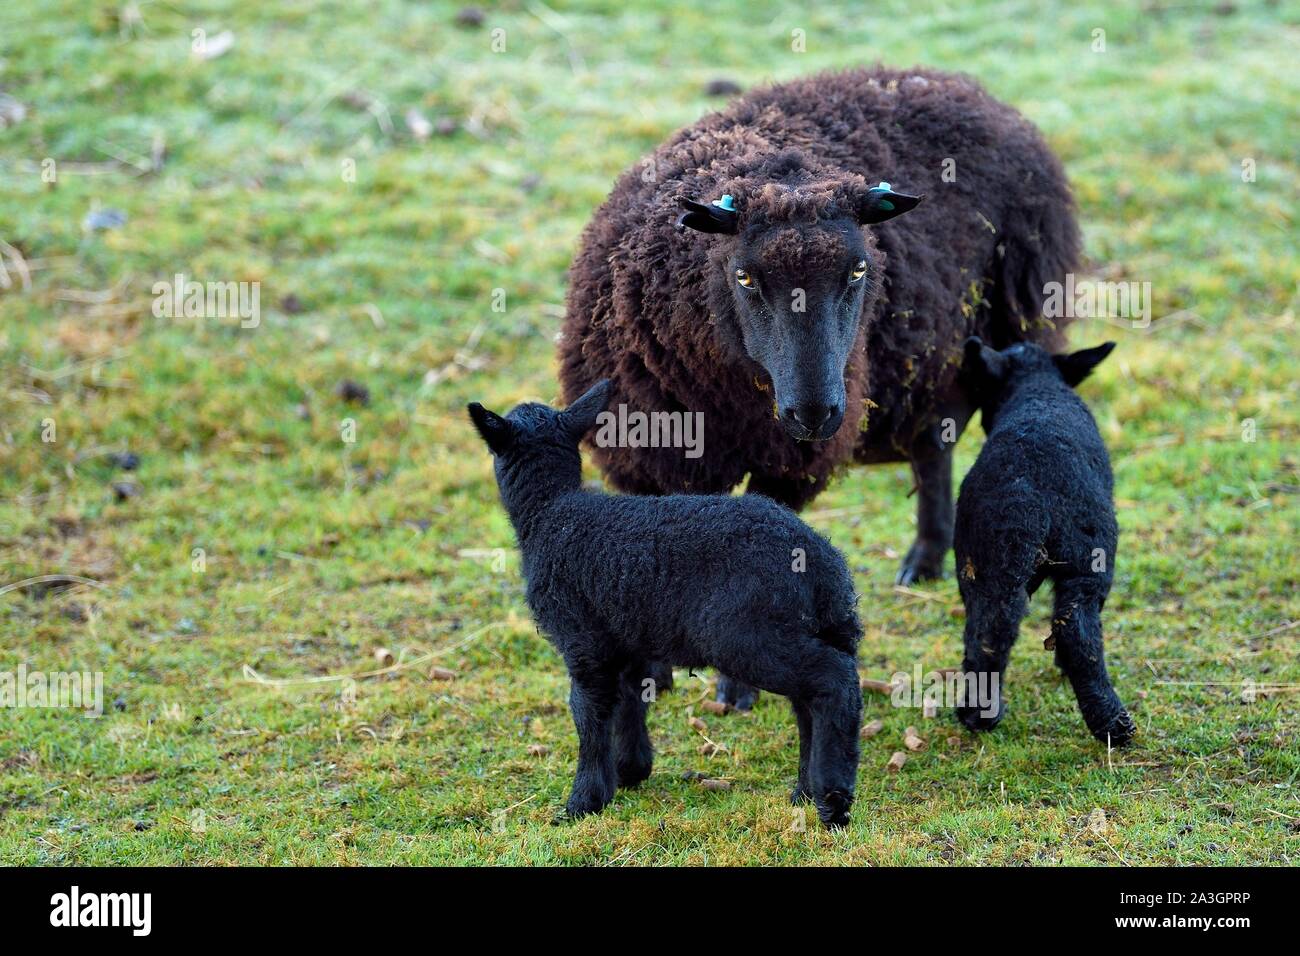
[558,65,1079,628]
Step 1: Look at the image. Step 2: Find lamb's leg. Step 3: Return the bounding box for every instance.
[789,698,813,805]
[1051,579,1135,746]
[614,663,655,788]
[805,651,863,828]
[897,401,974,585]
[565,673,619,817]
[955,580,1026,732]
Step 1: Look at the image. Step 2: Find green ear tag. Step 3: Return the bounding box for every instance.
[713,194,736,211]
[878,199,894,210]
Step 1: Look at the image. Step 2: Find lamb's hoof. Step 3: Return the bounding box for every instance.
[895,540,946,586]
[565,789,613,819]
[956,701,1003,733]
[617,759,653,789]
[790,780,812,805]
[816,790,852,829]
[716,674,759,712]
[1091,709,1137,747]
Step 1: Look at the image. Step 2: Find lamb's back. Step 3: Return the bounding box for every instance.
[981,391,1112,499]
[522,491,851,645]
[959,386,1116,572]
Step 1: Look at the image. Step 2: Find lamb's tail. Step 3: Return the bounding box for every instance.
[987,160,1081,352]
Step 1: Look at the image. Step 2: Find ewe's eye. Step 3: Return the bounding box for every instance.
[849,260,868,282]
[735,269,755,289]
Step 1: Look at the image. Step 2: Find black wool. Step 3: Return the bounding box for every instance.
[954,338,1135,745]
[468,380,864,825]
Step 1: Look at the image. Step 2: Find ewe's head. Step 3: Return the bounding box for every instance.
[467,380,612,487]
[678,152,921,441]
[961,337,1116,424]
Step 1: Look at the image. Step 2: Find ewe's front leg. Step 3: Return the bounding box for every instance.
[645,660,674,695]
[745,471,829,511]
[897,404,972,585]
[715,673,759,712]
[897,441,953,585]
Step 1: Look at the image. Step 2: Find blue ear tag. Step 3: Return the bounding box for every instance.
[712,194,736,211]
[869,182,894,210]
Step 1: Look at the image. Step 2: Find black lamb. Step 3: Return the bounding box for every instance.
[954,337,1135,745]
[467,380,864,826]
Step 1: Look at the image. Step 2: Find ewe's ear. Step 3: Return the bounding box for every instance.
[961,336,1007,387]
[466,402,515,455]
[1053,342,1116,388]
[859,182,923,225]
[561,379,613,440]
[677,197,739,235]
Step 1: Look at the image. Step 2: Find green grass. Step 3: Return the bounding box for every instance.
[1,0,1297,865]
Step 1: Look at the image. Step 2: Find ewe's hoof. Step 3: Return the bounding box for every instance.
[816,790,852,828]
[716,675,759,712]
[956,702,1003,733]
[1092,709,1137,747]
[790,780,812,805]
[895,540,947,586]
[646,661,674,695]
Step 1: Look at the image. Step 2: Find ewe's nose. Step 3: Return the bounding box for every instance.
[780,402,842,440]
[791,403,835,430]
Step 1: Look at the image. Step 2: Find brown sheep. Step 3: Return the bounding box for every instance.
[558,66,1078,708]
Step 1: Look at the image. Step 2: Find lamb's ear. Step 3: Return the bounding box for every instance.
[677,197,739,235]
[859,182,923,224]
[561,379,613,440]
[466,402,516,455]
[961,336,1007,386]
[1053,342,1116,388]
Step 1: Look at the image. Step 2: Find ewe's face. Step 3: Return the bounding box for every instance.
[729,219,872,441]
[678,176,921,440]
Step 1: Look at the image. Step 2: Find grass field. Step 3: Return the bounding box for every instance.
[0,0,1297,865]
